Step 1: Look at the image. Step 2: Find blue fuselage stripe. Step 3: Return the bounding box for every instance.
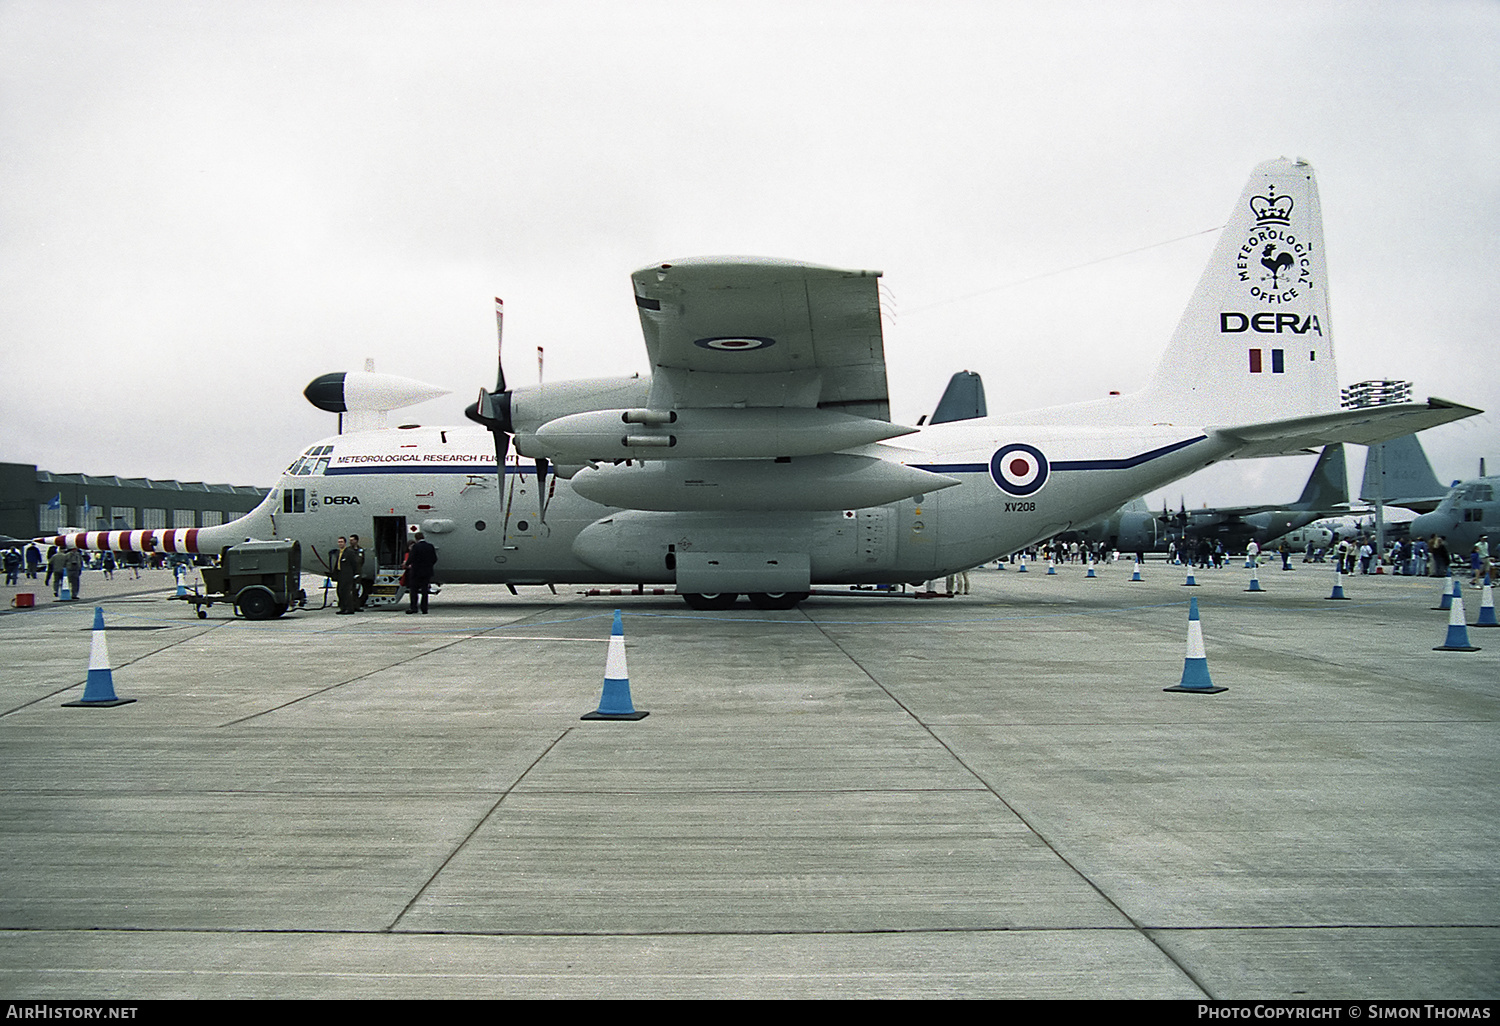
[1050,434,1207,471]
[914,435,1207,476]
[325,465,507,476]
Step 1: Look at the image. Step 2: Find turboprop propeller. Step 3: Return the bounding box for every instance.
[463,298,551,517]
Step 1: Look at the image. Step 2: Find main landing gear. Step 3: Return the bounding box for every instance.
[681,592,809,610]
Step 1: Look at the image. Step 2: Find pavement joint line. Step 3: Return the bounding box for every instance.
[2,922,1497,940]
[796,604,1219,999]
[213,605,578,727]
[387,727,574,933]
[0,617,233,719]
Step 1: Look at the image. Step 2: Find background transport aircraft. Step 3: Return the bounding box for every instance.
[1079,443,1349,553]
[1358,433,1451,514]
[1410,473,1498,554]
[47,159,1480,610]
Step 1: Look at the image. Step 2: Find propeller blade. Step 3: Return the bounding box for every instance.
[535,457,550,520]
[494,297,507,393]
[495,429,511,475]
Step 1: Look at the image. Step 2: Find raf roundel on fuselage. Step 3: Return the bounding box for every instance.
[990,444,1050,496]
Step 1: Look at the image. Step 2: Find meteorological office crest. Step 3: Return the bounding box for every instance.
[1235,184,1315,305]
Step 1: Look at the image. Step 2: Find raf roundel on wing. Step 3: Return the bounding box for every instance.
[989,443,1049,496]
[693,336,776,352]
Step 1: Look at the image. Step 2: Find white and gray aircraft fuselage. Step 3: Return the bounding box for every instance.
[215,420,1228,589]
[44,158,1482,607]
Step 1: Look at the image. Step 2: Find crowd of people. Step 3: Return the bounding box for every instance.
[994,531,1492,583]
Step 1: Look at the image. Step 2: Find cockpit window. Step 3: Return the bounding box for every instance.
[287,446,334,477]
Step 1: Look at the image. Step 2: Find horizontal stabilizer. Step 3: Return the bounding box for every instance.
[1216,398,1481,459]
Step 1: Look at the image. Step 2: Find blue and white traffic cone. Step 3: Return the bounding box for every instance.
[1165,597,1226,693]
[59,572,73,602]
[62,607,136,707]
[1017,555,1028,573]
[1046,558,1057,575]
[174,564,188,596]
[582,609,649,720]
[1183,567,1198,587]
[1434,594,1480,652]
[1130,559,1143,582]
[1434,577,1457,611]
[1474,576,1497,628]
[1327,567,1349,600]
[1086,558,1097,579]
[1246,564,1264,592]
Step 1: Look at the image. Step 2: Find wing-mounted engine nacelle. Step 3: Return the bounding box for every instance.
[522,407,917,462]
[465,376,653,439]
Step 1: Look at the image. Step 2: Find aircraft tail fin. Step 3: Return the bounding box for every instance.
[1360,433,1447,508]
[1138,158,1339,427]
[929,371,988,424]
[1294,444,1348,509]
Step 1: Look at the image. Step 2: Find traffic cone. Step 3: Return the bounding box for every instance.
[1130,559,1143,582]
[1182,567,1198,587]
[1434,577,1457,611]
[1165,597,1226,693]
[59,572,73,602]
[1474,576,1497,628]
[62,607,136,707]
[1326,567,1349,600]
[1017,555,1028,573]
[174,564,188,596]
[1046,558,1057,575]
[1434,594,1480,652]
[1246,564,1264,592]
[582,609,649,720]
[1086,558,1097,579]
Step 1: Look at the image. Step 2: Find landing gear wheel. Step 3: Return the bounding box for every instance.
[748,591,809,610]
[235,585,277,621]
[682,592,739,610]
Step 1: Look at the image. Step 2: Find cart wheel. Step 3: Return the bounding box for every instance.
[197,609,207,620]
[235,586,277,621]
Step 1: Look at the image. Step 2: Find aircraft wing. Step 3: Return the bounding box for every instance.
[1214,398,1482,459]
[632,257,891,419]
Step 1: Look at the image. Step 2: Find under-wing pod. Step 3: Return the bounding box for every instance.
[524,407,916,462]
[570,453,959,512]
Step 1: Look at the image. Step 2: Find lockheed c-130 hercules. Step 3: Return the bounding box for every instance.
[47,158,1481,611]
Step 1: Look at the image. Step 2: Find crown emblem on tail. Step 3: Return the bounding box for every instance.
[1250,188,1293,225]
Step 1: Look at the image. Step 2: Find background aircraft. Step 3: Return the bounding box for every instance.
[1077,443,1348,553]
[1359,433,1450,513]
[1410,473,1498,555]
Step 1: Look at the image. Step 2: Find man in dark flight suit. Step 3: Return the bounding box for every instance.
[405,532,437,614]
[334,536,358,614]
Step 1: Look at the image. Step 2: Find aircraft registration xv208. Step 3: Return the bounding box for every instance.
[49,159,1481,609]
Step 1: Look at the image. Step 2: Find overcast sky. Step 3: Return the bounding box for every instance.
[2,0,1496,510]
